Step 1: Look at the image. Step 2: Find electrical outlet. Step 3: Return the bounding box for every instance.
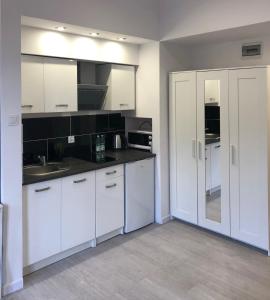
[68,136,75,144]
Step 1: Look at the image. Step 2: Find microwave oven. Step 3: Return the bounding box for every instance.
[127,130,152,151]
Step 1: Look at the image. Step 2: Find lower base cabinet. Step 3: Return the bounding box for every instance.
[23,179,62,267]
[23,165,125,268]
[96,166,124,238]
[61,173,95,251]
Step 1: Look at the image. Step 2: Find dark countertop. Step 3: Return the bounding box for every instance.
[23,149,156,186]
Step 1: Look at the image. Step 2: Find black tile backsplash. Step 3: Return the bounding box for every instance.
[23,117,70,141]
[71,115,96,135]
[23,140,47,165]
[23,113,125,165]
[109,113,125,131]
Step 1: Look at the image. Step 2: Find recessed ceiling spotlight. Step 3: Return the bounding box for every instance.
[118,37,127,41]
[55,26,66,31]
[90,32,100,37]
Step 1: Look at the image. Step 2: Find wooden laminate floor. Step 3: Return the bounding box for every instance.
[4,220,270,300]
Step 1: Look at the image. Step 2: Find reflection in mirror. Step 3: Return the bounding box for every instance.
[205,80,221,223]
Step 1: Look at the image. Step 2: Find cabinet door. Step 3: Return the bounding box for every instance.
[169,72,198,224]
[229,68,268,250]
[197,70,230,235]
[125,158,155,233]
[96,176,124,237]
[21,55,44,113]
[23,179,61,267]
[44,58,77,112]
[111,65,135,110]
[61,172,95,251]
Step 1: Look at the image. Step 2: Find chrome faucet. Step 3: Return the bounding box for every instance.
[38,155,46,166]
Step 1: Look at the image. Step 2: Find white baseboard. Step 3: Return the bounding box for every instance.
[155,215,171,225]
[161,215,171,224]
[3,278,23,296]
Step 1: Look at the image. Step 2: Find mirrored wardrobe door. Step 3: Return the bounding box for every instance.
[197,70,230,235]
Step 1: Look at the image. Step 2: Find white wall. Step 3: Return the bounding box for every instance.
[20,0,159,40]
[159,42,191,222]
[189,35,270,70]
[1,0,23,295]
[136,42,163,222]
[22,27,139,65]
[160,0,270,41]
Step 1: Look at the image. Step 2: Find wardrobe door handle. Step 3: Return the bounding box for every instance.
[198,141,203,160]
[231,145,236,165]
[192,139,196,158]
[21,104,33,108]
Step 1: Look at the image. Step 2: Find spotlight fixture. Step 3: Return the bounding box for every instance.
[55,26,66,31]
[90,32,100,37]
[118,37,127,41]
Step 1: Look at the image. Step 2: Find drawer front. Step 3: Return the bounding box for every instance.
[96,164,124,182]
[96,176,124,237]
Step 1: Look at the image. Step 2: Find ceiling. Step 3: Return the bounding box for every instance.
[21,16,153,45]
[164,21,270,47]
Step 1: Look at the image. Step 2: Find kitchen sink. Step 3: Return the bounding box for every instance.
[24,163,70,176]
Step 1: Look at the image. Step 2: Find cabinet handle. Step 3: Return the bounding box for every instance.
[192,139,196,158]
[106,170,117,175]
[21,104,33,108]
[73,178,87,184]
[35,187,50,193]
[215,145,221,149]
[198,141,203,160]
[231,145,236,165]
[56,104,69,107]
[120,104,128,106]
[106,183,117,189]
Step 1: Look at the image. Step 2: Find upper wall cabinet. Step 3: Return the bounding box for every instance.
[21,55,45,113]
[21,55,78,113]
[44,58,77,113]
[97,64,135,111]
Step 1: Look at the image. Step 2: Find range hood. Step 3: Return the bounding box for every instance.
[78,84,108,110]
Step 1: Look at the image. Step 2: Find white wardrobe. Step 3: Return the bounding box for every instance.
[169,67,270,251]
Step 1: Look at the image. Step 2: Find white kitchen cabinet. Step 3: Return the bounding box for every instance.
[21,55,78,113]
[169,72,198,224]
[229,67,269,250]
[61,172,95,251]
[23,179,61,267]
[96,166,124,237]
[97,64,135,110]
[21,55,45,113]
[44,58,78,112]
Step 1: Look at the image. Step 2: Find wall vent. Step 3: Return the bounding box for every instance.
[242,43,262,57]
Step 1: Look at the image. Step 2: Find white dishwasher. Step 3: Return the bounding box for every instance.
[124,157,155,233]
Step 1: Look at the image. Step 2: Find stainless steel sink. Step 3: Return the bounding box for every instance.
[24,163,70,176]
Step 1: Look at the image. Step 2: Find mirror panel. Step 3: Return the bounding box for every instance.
[205,80,221,223]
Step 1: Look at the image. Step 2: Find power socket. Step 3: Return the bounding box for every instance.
[68,136,75,144]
